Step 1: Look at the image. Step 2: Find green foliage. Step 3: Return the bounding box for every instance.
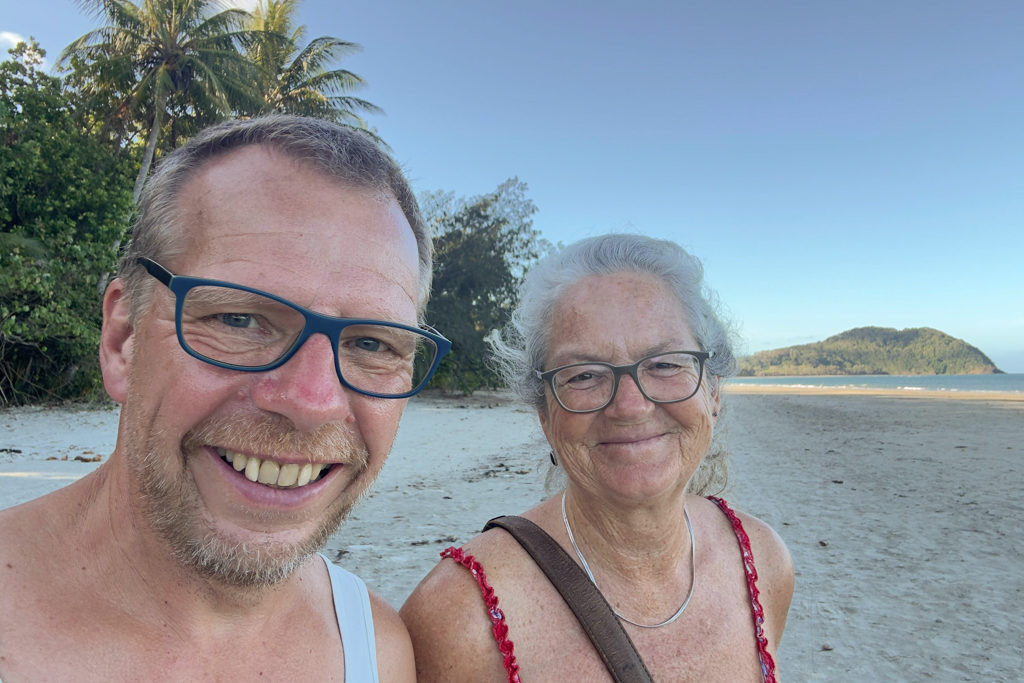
[423,179,546,394]
[1,41,134,404]
[739,327,1001,376]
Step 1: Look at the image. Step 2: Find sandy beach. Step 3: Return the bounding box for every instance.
[2,388,1022,681]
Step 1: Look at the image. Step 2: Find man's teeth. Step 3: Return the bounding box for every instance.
[220,450,326,488]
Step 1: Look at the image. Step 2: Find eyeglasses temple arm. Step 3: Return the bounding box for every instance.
[136,257,174,287]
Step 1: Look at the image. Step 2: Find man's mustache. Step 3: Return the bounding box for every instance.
[181,412,368,468]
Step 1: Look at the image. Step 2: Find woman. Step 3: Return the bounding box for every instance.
[401,234,793,681]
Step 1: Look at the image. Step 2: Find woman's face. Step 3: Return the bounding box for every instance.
[538,272,719,504]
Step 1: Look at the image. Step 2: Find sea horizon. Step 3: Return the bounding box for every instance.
[728,373,1024,394]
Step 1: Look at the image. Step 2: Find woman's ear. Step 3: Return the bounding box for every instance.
[537,403,556,447]
[99,279,134,403]
[706,375,722,419]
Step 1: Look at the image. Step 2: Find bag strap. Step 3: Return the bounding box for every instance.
[484,515,654,683]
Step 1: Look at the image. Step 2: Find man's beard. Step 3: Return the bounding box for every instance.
[129,413,369,589]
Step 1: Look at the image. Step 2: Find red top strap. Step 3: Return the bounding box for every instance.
[440,547,522,682]
[707,496,777,683]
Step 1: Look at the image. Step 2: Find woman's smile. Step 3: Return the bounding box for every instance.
[594,431,668,448]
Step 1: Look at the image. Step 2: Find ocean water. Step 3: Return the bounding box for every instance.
[729,373,1024,394]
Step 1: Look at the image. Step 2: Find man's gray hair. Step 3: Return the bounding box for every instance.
[490,232,738,495]
[119,115,431,319]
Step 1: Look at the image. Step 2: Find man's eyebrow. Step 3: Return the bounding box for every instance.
[185,286,279,306]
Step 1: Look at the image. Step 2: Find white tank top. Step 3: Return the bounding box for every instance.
[321,554,379,682]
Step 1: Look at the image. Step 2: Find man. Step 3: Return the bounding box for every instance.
[0,116,449,680]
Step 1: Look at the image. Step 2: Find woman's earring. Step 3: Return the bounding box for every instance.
[712,411,718,417]
[549,450,559,466]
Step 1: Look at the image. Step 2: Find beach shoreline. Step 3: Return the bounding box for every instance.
[724,383,1024,401]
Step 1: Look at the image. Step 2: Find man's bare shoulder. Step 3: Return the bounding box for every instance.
[0,494,84,679]
[0,504,32,609]
[0,490,73,594]
[0,541,349,680]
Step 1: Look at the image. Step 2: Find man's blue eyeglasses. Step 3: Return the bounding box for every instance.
[138,257,451,399]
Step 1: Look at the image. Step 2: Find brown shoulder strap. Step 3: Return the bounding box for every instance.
[484,515,654,683]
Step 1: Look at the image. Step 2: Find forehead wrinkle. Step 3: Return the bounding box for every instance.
[545,273,698,368]
[178,252,417,324]
[177,150,392,248]
[548,340,695,368]
[224,264,415,320]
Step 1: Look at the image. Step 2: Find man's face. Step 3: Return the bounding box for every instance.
[110,145,421,587]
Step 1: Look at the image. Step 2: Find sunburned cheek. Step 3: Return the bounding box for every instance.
[359,402,404,453]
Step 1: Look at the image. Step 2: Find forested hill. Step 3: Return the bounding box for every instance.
[739,327,1002,376]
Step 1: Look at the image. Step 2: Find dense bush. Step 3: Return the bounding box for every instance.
[1,43,134,404]
[421,179,546,394]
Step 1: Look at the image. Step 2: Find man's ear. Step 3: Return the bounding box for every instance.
[99,279,134,403]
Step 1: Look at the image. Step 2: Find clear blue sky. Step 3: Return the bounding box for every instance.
[6,1,1023,372]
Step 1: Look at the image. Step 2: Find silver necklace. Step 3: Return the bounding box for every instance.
[561,490,696,629]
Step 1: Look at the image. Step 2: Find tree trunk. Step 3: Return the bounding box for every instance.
[99,99,164,295]
[133,103,164,204]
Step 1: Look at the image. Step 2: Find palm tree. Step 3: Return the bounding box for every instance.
[245,0,381,128]
[62,0,264,202]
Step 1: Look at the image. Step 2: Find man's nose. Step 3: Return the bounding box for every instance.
[251,333,354,433]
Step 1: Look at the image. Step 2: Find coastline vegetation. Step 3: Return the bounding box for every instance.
[739,327,1001,376]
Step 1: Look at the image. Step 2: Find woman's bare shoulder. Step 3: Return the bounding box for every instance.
[729,507,794,582]
[400,530,522,682]
[367,591,416,681]
[716,502,795,642]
